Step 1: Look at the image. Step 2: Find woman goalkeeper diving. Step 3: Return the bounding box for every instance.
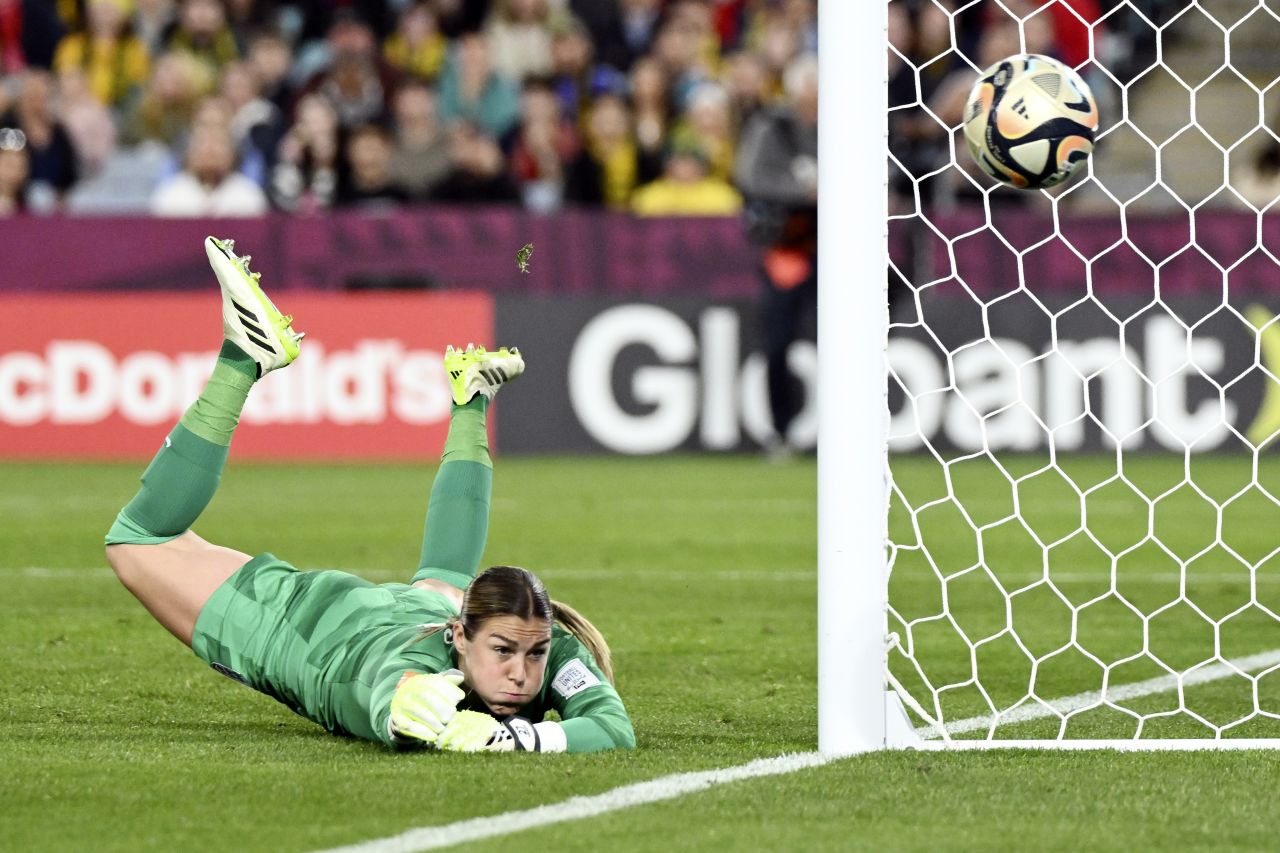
[104,237,635,754]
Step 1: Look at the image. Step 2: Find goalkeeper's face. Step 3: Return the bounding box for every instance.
[454,615,553,717]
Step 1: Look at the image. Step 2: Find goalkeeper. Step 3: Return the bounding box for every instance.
[104,237,634,754]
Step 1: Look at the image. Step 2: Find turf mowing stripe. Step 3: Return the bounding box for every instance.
[19,566,1280,586]
[307,752,837,853]
[13,567,115,578]
[918,647,1280,738]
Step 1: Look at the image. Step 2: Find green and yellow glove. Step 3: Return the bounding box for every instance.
[388,669,466,746]
[436,711,567,753]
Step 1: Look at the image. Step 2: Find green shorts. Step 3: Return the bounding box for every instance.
[191,553,457,734]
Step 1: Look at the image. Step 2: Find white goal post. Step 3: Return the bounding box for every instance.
[817,0,893,753]
[819,0,1280,753]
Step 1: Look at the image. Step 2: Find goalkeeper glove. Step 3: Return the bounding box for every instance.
[388,669,466,746]
[436,711,567,753]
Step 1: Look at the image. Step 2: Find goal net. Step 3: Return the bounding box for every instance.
[820,0,1280,750]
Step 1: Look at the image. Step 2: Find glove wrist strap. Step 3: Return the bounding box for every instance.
[532,721,567,753]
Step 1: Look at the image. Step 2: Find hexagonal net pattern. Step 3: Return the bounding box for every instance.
[887,0,1280,742]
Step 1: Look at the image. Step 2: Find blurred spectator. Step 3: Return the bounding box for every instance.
[733,52,817,455]
[628,55,670,179]
[224,0,281,44]
[548,14,624,124]
[53,0,151,109]
[384,2,448,82]
[744,2,805,95]
[568,0,631,72]
[132,0,177,55]
[121,50,211,145]
[709,0,749,53]
[336,122,407,207]
[630,144,741,216]
[667,1,722,81]
[57,65,118,175]
[166,95,261,182]
[720,49,768,134]
[485,0,554,83]
[431,120,519,203]
[618,0,661,61]
[164,0,240,78]
[787,0,819,55]
[150,121,267,215]
[220,59,284,180]
[510,77,586,212]
[246,28,294,113]
[292,0,396,45]
[651,11,712,109]
[437,31,519,138]
[432,0,492,39]
[299,10,399,129]
[0,129,29,214]
[388,79,450,199]
[1235,141,1280,210]
[55,0,79,30]
[670,81,734,181]
[572,92,642,209]
[271,91,340,212]
[0,70,78,207]
[0,0,67,72]
[745,0,816,58]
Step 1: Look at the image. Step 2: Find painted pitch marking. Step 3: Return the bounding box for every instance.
[306,752,837,853]
[922,647,1280,737]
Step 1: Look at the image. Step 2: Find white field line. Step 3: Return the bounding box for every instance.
[307,752,837,853]
[920,647,1280,738]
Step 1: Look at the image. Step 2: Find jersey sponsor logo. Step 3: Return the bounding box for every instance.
[551,659,601,699]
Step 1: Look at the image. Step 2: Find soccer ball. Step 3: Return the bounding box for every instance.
[962,54,1098,190]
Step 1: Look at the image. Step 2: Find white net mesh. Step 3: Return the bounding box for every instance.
[886,0,1280,741]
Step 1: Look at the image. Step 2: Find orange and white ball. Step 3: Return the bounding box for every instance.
[962,54,1099,190]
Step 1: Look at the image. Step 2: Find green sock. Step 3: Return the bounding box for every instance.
[105,341,256,545]
[441,396,491,466]
[412,397,493,586]
[179,341,258,445]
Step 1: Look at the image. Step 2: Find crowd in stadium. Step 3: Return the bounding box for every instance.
[0,0,817,217]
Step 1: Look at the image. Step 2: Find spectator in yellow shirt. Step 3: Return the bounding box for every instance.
[582,93,640,210]
[165,0,240,78]
[669,81,735,182]
[384,1,448,82]
[630,144,741,217]
[53,0,150,108]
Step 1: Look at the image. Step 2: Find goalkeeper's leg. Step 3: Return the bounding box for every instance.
[104,237,303,646]
[411,345,524,591]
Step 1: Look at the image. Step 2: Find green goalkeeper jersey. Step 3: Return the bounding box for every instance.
[191,554,634,753]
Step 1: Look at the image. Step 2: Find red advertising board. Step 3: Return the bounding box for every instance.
[0,293,494,459]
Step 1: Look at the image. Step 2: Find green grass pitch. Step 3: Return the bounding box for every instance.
[3,454,1280,852]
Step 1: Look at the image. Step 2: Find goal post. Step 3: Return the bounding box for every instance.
[817,0,892,753]
[818,0,1280,753]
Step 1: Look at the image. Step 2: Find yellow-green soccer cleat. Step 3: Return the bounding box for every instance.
[444,343,525,405]
[205,236,303,376]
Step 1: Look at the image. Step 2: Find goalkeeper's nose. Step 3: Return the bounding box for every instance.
[504,658,529,688]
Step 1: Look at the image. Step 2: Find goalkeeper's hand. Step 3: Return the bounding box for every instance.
[436,711,566,753]
[388,669,466,745]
